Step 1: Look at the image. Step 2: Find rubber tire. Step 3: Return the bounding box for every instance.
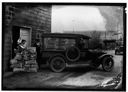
[66,46,80,62]
[50,56,66,72]
[102,57,114,72]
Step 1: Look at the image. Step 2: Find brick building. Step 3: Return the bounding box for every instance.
[2,3,51,72]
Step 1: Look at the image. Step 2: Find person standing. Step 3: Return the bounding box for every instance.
[34,39,41,68]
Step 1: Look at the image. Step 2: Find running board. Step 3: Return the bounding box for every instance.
[66,60,92,67]
[66,63,91,67]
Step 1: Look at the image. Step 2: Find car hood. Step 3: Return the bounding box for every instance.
[89,49,105,53]
[88,49,106,56]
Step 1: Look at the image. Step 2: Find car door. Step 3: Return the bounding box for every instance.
[79,38,90,61]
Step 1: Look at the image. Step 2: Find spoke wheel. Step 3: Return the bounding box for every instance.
[50,57,66,72]
[102,57,114,72]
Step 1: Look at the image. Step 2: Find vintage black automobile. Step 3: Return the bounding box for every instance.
[39,33,114,72]
[115,46,123,55]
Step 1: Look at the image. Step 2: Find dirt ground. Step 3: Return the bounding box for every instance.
[3,50,123,90]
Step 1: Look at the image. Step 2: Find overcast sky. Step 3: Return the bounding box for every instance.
[51,5,123,33]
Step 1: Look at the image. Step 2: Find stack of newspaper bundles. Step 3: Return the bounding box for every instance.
[10,47,38,72]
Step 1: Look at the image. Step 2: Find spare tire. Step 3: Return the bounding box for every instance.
[66,46,80,62]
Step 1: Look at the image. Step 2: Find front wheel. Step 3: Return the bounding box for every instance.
[102,57,114,72]
[50,56,66,72]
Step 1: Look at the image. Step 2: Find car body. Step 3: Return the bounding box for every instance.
[115,46,123,55]
[39,33,114,72]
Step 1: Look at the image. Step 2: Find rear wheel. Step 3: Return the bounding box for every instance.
[102,57,114,72]
[50,56,66,72]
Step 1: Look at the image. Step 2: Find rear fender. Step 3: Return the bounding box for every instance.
[47,54,66,65]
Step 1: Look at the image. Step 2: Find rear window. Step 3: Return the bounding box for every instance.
[44,37,76,50]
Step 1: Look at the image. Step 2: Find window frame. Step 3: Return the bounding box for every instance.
[43,37,77,51]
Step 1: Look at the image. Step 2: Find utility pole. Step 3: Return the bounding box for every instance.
[72,20,75,33]
[105,31,106,40]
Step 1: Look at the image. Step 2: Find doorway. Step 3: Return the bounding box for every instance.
[20,27,31,47]
[12,26,31,58]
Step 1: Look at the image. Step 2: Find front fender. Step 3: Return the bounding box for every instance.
[98,54,113,59]
[98,54,113,63]
[48,54,66,64]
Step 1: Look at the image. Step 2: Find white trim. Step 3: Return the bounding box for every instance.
[20,26,32,47]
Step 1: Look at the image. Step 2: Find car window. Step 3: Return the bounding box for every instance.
[83,39,89,48]
[79,38,89,49]
[44,37,76,50]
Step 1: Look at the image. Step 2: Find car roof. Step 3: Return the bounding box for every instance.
[42,33,91,39]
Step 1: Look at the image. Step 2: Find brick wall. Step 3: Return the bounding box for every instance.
[3,3,51,72]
